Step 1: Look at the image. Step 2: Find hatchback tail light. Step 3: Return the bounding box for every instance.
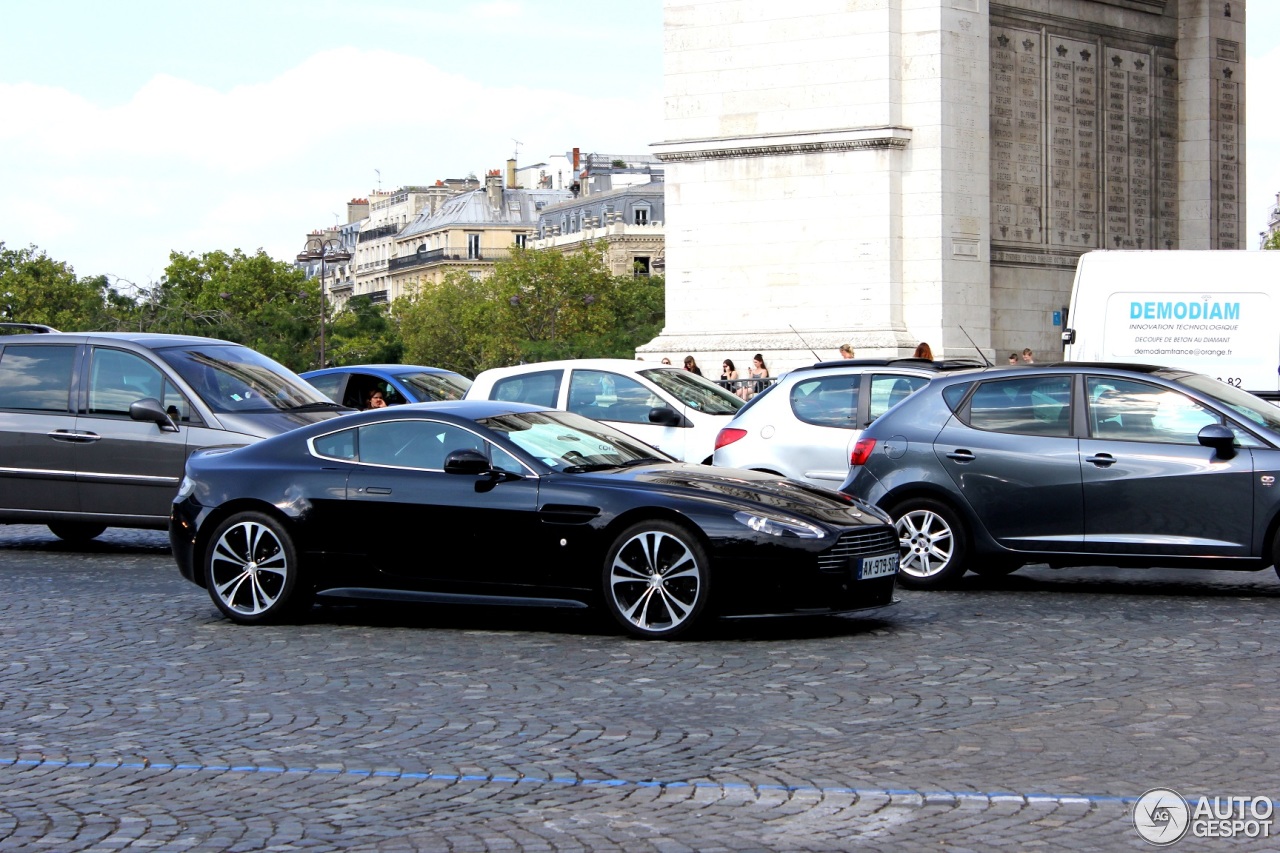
[715,428,747,450]
[849,438,877,466]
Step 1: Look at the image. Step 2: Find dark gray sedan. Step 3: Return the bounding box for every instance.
[840,362,1280,588]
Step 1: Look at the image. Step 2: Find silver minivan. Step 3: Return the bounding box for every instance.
[0,329,349,542]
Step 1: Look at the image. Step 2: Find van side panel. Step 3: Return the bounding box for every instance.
[1062,251,1280,398]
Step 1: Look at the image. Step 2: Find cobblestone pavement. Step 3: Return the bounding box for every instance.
[1,523,1278,851]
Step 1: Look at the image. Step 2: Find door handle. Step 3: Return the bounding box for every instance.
[1085,453,1116,467]
[362,486,393,495]
[945,449,975,462]
[48,430,102,443]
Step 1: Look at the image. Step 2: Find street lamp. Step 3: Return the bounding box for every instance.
[296,236,352,368]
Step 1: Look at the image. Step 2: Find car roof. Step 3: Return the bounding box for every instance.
[301,364,461,377]
[473,358,682,380]
[0,330,239,349]
[782,357,987,378]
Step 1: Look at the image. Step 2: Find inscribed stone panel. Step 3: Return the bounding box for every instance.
[990,27,1043,245]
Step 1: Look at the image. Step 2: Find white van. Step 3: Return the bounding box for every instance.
[465,358,744,463]
[1061,250,1280,400]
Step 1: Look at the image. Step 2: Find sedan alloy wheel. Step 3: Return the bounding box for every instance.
[604,521,709,639]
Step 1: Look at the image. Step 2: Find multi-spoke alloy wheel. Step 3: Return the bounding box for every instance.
[892,498,968,589]
[604,521,709,639]
[203,511,305,624]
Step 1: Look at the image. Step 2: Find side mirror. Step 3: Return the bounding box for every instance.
[1197,423,1236,459]
[648,406,683,427]
[130,397,179,432]
[443,449,492,475]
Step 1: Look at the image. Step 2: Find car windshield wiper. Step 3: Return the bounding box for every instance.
[616,456,668,468]
[286,401,353,412]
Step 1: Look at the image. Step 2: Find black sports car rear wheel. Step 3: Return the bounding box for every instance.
[604,521,709,639]
[892,498,968,589]
[204,511,308,624]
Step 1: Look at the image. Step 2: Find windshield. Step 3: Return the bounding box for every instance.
[157,345,336,414]
[1166,370,1280,433]
[639,368,743,415]
[479,410,674,472]
[400,371,471,402]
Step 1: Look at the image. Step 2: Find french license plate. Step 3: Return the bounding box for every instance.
[858,553,898,580]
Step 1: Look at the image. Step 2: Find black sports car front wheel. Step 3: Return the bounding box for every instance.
[603,520,709,639]
[204,511,310,624]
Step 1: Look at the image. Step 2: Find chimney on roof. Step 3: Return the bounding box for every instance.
[347,198,370,223]
[485,170,503,211]
[507,158,517,189]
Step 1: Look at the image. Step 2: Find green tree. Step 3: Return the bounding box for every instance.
[396,246,664,375]
[143,249,320,371]
[326,295,404,366]
[0,242,130,330]
[1263,230,1280,250]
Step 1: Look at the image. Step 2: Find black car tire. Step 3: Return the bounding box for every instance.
[891,498,969,589]
[203,511,309,625]
[47,522,108,544]
[603,520,709,639]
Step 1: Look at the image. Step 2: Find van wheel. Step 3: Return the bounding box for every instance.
[48,522,107,544]
[891,498,968,589]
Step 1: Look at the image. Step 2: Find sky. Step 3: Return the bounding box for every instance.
[1,1,1278,293]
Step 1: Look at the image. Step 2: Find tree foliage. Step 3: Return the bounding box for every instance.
[139,249,320,372]
[0,242,131,330]
[397,246,664,374]
[326,296,404,366]
[1263,230,1280,250]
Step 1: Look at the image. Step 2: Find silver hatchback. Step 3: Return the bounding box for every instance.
[713,358,980,487]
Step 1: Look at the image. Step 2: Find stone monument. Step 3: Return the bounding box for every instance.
[645,0,1244,368]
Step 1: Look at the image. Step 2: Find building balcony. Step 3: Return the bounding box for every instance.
[388,246,518,273]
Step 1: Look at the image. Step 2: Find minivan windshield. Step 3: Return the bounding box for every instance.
[157,345,338,414]
[640,368,743,415]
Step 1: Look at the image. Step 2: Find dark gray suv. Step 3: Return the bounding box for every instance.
[0,330,349,542]
[841,363,1280,588]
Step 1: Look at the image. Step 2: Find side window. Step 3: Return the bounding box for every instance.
[306,373,347,404]
[869,374,928,421]
[967,375,1072,436]
[569,370,654,424]
[491,371,562,408]
[357,421,486,470]
[489,444,524,474]
[1086,377,1221,444]
[791,375,860,427]
[0,345,76,412]
[312,427,357,461]
[87,348,170,417]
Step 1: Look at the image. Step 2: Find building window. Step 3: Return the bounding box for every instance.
[634,256,651,277]
[466,232,481,259]
[515,233,528,249]
[634,206,649,225]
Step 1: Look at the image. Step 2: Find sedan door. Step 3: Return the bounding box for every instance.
[345,419,542,590]
[936,374,1084,552]
[1079,376,1254,557]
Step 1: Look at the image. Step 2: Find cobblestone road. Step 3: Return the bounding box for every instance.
[1,524,1277,851]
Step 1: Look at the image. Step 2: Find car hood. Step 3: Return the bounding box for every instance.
[585,463,884,526]
[211,409,347,439]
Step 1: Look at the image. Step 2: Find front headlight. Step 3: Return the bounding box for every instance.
[733,511,826,539]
